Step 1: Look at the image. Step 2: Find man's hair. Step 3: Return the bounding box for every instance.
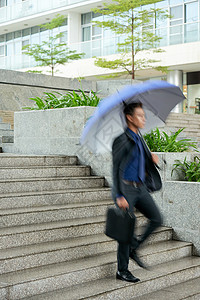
[123,102,143,117]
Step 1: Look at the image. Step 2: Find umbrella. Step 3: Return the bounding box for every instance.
[80,80,185,154]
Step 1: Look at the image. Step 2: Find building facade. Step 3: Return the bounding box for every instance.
[0,0,200,113]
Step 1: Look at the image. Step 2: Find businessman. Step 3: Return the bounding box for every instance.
[112,102,162,283]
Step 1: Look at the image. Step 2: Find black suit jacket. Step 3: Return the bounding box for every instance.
[112,128,162,201]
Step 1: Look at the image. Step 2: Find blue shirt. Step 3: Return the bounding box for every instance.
[123,128,145,182]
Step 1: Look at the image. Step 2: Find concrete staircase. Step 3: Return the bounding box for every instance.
[165,113,200,144]
[0,154,199,299]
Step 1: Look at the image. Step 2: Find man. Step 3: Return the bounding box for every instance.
[112,102,162,283]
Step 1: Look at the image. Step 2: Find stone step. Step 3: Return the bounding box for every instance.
[133,276,200,300]
[0,215,106,249]
[0,187,111,209]
[0,200,113,227]
[0,213,171,250]
[0,154,78,167]
[165,120,200,126]
[163,126,200,134]
[0,176,105,193]
[0,165,91,179]
[0,123,11,130]
[0,235,187,275]
[167,113,200,120]
[1,255,200,300]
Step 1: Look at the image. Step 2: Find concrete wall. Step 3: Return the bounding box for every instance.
[0,69,96,111]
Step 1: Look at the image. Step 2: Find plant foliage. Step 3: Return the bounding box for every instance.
[22,15,84,76]
[93,0,169,79]
[172,156,200,182]
[143,128,198,152]
[23,89,101,110]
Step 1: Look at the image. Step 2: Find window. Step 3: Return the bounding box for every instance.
[0,45,5,56]
[185,1,198,23]
[0,35,5,43]
[22,39,29,48]
[81,12,103,42]
[170,5,183,44]
[14,30,21,39]
[0,0,6,8]
[22,28,30,37]
[6,32,13,41]
[82,27,91,41]
[184,1,198,42]
[60,31,68,43]
[170,5,183,26]
[31,26,39,35]
[81,13,91,25]
[61,18,68,26]
[14,41,21,54]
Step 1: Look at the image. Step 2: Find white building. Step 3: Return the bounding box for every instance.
[0,0,200,113]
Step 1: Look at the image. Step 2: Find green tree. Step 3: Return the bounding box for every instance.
[93,0,169,79]
[22,15,85,76]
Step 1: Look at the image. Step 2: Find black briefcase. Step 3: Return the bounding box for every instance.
[105,207,134,243]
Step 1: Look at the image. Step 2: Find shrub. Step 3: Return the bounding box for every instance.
[143,128,198,152]
[23,89,101,110]
[172,156,200,182]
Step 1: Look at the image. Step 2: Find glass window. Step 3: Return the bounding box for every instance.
[0,45,5,56]
[155,0,168,8]
[22,28,30,37]
[40,30,49,42]
[185,1,198,23]
[92,25,101,36]
[31,34,39,44]
[6,43,14,56]
[14,41,21,54]
[81,13,91,25]
[52,27,59,37]
[61,18,68,26]
[31,26,39,35]
[170,5,183,20]
[0,35,5,43]
[82,27,91,41]
[170,0,182,5]
[170,5,183,26]
[60,31,68,43]
[6,33,13,41]
[0,0,6,7]
[22,39,29,48]
[40,26,47,32]
[170,33,182,44]
[14,30,21,39]
[156,11,168,28]
[185,23,198,42]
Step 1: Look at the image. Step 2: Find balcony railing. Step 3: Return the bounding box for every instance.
[0,22,199,71]
[0,0,88,24]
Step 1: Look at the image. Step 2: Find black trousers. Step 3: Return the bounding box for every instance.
[117,182,162,272]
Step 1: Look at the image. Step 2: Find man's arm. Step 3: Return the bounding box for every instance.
[112,136,129,210]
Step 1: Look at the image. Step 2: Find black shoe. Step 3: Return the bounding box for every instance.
[129,249,148,269]
[116,270,140,283]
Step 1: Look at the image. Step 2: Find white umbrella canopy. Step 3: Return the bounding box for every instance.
[80,80,185,154]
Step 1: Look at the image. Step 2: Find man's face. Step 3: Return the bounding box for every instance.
[127,107,146,129]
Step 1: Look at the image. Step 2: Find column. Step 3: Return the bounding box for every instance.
[167,70,183,113]
[68,12,82,44]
